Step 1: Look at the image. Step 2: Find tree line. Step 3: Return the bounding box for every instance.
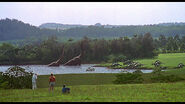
[0,32,184,65]
[154,34,185,53]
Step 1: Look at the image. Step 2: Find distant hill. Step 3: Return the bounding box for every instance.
[0,18,185,42]
[39,22,125,30]
[60,25,185,38]
[0,18,61,41]
[39,22,185,30]
[158,22,185,26]
[39,23,88,30]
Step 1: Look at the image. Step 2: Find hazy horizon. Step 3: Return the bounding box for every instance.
[1,2,185,26]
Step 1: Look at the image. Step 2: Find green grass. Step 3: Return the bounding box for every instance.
[96,53,185,69]
[36,68,185,88]
[135,53,185,69]
[37,73,116,88]
[0,53,185,102]
[1,81,185,102]
[1,68,185,102]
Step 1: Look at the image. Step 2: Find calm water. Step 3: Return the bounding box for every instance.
[0,64,153,75]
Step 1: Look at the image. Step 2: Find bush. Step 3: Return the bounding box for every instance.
[0,81,9,89]
[1,66,33,89]
[152,67,162,75]
[125,62,143,69]
[123,60,133,65]
[152,60,162,67]
[151,74,184,83]
[111,63,121,68]
[0,72,9,89]
[151,66,184,83]
[106,54,116,63]
[113,55,127,62]
[113,72,143,84]
[133,69,143,74]
[177,63,184,68]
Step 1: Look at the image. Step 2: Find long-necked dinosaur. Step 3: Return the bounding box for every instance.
[63,41,85,66]
[63,53,81,66]
[48,48,64,67]
[48,40,85,66]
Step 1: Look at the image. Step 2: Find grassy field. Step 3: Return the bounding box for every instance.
[0,53,185,102]
[1,68,185,102]
[36,67,185,88]
[135,53,185,69]
[96,53,185,69]
[37,73,116,88]
[1,81,185,102]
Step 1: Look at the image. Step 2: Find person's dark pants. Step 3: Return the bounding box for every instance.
[62,88,70,94]
[66,88,70,93]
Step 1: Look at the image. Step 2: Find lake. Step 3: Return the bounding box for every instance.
[0,64,153,75]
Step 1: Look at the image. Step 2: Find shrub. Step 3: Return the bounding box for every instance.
[106,54,116,63]
[177,63,184,68]
[123,60,133,65]
[1,66,33,89]
[111,63,121,68]
[0,81,9,89]
[0,72,10,89]
[113,55,127,62]
[125,62,143,69]
[152,60,162,67]
[152,67,162,75]
[113,72,143,84]
[133,69,143,74]
[151,74,184,83]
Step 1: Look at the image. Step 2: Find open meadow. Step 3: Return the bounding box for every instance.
[0,53,185,102]
[97,53,185,69]
[135,53,185,69]
[0,80,185,102]
[0,68,185,102]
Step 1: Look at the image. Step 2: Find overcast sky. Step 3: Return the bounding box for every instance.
[0,2,185,26]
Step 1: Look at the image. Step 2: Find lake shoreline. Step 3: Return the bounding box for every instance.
[0,62,99,66]
[93,65,154,70]
[0,64,154,70]
[0,64,154,75]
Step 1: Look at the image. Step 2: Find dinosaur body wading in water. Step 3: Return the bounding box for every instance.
[48,49,64,67]
[63,53,81,66]
[48,53,82,66]
[48,41,84,67]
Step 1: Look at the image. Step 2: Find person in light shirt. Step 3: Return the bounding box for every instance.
[32,73,37,90]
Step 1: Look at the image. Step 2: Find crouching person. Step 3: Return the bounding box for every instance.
[62,84,70,94]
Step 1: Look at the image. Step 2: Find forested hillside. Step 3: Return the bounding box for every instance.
[61,25,185,38]
[0,18,60,41]
[0,18,185,42]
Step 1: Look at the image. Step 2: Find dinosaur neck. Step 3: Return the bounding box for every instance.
[56,49,64,63]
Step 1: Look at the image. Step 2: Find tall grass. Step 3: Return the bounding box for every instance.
[1,82,185,102]
[37,73,116,88]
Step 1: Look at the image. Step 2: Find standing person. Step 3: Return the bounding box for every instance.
[32,73,37,90]
[49,73,56,93]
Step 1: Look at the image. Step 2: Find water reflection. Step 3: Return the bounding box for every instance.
[0,64,153,75]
